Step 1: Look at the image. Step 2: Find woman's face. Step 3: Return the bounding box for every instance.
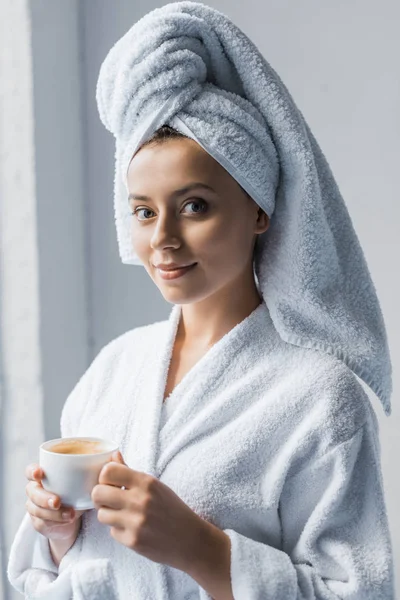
[127,137,269,305]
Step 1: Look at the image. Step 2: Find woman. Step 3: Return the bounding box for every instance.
[8,2,395,599]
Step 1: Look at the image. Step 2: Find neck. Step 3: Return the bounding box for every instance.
[177,272,262,349]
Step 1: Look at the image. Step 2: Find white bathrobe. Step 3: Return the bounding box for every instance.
[7,301,395,599]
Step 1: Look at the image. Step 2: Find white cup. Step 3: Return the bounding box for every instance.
[39,436,119,510]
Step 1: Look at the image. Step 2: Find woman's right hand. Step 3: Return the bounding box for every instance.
[25,463,84,541]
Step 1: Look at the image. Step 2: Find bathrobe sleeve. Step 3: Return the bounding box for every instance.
[7,344,119,599]
[199,417,395,600]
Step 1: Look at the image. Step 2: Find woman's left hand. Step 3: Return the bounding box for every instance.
[91,451,208,572]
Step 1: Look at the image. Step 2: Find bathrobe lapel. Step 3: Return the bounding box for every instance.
[155,301,272,479]
[121,304,181,479]
[123,301,271,483]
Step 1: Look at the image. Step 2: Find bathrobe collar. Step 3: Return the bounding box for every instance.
[129,300,277,480]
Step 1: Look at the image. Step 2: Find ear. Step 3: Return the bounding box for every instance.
[255,207,270,234]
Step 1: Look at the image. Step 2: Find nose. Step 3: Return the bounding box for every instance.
[150,210,181,253]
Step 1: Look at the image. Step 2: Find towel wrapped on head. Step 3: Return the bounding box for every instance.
[96,0,392,418]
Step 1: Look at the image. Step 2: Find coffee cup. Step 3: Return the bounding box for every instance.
[39,437,119,510]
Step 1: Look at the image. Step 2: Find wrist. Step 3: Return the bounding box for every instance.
[186,519,229,577]
[185,520,233,600]
[48,518,82,567]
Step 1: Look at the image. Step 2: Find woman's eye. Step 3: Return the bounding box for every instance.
[131,208,155,220]
[182,199,208,214]
[131,199,208,221]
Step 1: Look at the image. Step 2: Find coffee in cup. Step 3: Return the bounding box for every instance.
[39,436,119,510]
[48,439,107,455]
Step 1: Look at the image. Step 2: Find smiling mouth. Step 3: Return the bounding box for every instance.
[155,263,196,271]
[156,263,197,280]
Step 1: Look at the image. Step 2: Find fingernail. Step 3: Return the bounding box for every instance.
[62,511,71,520]
[48,498,55,508]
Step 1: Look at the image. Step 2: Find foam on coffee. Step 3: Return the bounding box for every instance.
[49,439,106,455]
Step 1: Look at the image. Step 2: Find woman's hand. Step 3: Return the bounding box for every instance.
[25,463,84,541]
[91,451,209,573]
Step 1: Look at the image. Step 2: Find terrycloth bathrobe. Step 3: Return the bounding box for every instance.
[7,301,395,599]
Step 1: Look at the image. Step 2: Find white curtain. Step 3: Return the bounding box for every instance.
[0,1,45,598]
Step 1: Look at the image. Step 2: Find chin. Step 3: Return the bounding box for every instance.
[158,284,216,306]
[159,290,196,305]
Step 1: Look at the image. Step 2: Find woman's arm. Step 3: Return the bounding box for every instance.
[193,417,394,600]
[7,346,104,594]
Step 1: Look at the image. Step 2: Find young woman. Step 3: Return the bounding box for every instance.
[8,3,395,599]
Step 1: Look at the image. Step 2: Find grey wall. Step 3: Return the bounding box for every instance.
[30,0,90,441]
[30,0,399,590]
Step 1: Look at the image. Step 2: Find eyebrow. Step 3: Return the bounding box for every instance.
[128,183,216,202]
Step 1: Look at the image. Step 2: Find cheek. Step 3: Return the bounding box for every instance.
[191,219,232,255]
[196,220,250,267]
[131,223,149,260]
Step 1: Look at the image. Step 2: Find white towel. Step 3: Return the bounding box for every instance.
[8,301,395,598]
[96,1,393,418]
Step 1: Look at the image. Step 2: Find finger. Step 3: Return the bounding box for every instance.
[110,450,125,464]
[25,463,44,482]
[26,497,76,523]
[91,484,126,510]
[98,462,133,488]
[97,506,125,529]
[25,480,61,511]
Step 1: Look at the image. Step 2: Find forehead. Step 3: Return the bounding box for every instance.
[127,138,227,187]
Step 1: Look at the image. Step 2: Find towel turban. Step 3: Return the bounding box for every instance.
[96,1,392,417]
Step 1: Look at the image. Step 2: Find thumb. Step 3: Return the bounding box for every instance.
[110,450,125,464]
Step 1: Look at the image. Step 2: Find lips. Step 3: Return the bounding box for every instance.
[156,263,197,280]
[154,262,196,271]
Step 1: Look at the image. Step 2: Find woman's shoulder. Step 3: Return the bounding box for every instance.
[266,345,381,483]
[98,316,170,359]
[61,316,171,433]
[275,344,376,451]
